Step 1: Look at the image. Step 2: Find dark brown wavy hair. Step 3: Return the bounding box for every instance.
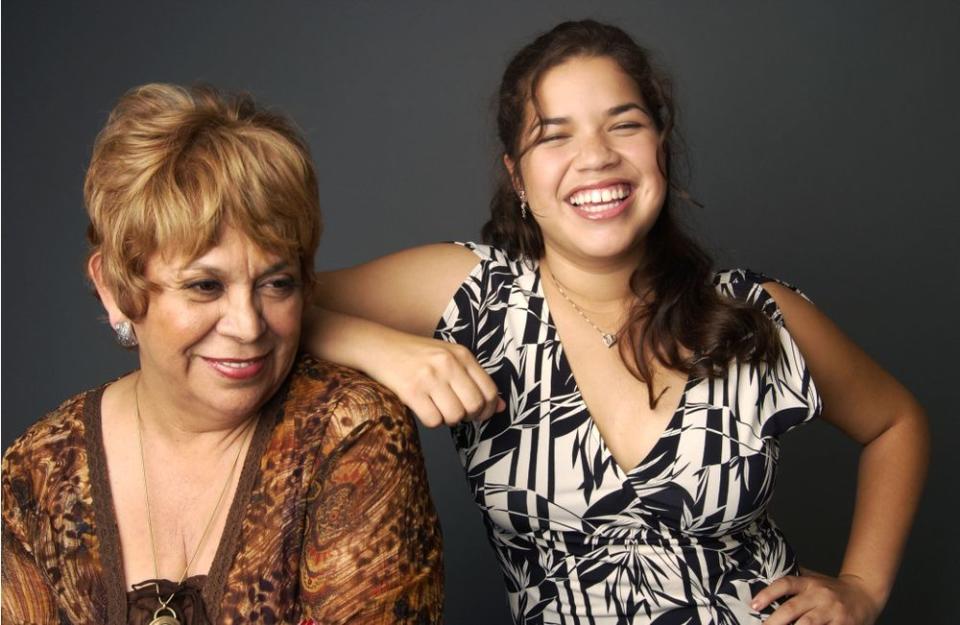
[481,20,780,405]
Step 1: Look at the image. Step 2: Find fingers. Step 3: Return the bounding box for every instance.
[400,343,505,428]
[403,395,445,429]
[757,572,870,625]
[753,575,804,613]
[434,351,503,425]
[766,597,845,625]
[756,576,816,625]
[763,595,817,625]
[430,378,472,426]
[460,352,503,421]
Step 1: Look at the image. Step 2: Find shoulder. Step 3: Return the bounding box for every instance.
[711,271,824,435]
[2,388,95,523]
[282,353,414,449]
[446,242,535,298]
[454,242,529,274]
[436,243,534,340]
[287,352,399,407]
[713,268,812,326]
[3,390,92,477]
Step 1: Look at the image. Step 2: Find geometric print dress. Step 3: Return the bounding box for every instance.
[434,243,822,624]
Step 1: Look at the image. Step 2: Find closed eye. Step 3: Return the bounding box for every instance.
[187,279,222,295]
[260,276,299,295]
[538,133,569,144]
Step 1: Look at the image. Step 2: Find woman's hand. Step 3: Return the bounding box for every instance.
[305,307,504,428]
[364,333,505,428]
[753,568,882,625]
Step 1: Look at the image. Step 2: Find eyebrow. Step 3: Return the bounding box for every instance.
[534,102,652,131]
[180,260,291,279]
[607,102,651,117]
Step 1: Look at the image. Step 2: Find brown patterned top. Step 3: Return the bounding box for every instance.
[2,354,444,624]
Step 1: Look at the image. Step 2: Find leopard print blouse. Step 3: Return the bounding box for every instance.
[2,354,443,624]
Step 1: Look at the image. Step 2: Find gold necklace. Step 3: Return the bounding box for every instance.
[547,268,622,348]
[133,377,253,625]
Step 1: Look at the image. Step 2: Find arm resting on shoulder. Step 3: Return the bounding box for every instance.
[754,282,929,624]
[311,242,480,336]
[298,391,444,624]
[305,244,503,426]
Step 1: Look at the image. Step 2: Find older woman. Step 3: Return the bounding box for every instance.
[1,84,443,624]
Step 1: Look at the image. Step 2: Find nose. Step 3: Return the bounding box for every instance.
[574,132,619,171]
[218,291,265,343]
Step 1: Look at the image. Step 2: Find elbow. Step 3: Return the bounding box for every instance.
[879,391,931,478]
[901,391,930,450]
[907,396,931,473]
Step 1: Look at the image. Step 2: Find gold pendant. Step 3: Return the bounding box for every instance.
[149,606,181,625]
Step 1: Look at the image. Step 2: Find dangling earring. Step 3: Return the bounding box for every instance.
[518,189,528,220]
[114,321,138,348]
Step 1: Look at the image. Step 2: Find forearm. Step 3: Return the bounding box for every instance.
[304,307,409,374]
[838,403,929,608]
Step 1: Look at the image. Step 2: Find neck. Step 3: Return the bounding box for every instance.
[132,372,258,452]
[540,245,639,311]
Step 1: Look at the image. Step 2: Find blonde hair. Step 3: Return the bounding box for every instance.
[84,83,321,318]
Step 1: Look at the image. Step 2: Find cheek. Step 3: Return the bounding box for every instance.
[142,304,211,348]
[265,298,304,339]
[633,147,667,196]
[522,153,567,199]
[630,139,663,171]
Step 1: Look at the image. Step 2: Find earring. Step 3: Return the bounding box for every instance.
[518,189,528,220]
[114,321,138,348]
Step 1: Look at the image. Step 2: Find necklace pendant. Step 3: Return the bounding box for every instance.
[150,606,181,625]
[601,333,617,348]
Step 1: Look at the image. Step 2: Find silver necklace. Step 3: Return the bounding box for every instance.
[547,269,621,348]
[134,377,252,625]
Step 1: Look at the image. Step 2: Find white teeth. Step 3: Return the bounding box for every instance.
[217,360,256,368]
[578,201,621,214]
[568,184,631,206]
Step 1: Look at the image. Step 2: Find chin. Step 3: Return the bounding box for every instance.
[576,237,644,262]
[206,386,280,421]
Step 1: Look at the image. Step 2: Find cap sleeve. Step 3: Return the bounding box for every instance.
[715,268,823,436]
[434,242,515,363]
[713,268,814,328]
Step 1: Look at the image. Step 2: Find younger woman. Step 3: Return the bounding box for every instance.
[311,20,927,625]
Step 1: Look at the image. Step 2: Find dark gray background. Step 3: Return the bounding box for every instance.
[3,1,958,622]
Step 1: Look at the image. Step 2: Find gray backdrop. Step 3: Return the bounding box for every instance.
[3,1,958,622]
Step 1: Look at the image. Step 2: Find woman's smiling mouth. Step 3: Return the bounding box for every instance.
[566,182,633,220]
[203,356,268,380]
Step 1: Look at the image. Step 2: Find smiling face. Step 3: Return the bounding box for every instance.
[127,226,303,425]
[508,55,667,268]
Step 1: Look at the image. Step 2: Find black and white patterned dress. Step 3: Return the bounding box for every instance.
[434,243,822,625]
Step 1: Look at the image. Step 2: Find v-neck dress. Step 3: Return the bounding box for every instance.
[434,243,821,625]
[2,354,443,624]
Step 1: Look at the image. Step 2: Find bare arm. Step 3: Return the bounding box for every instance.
[311,243,481,336]
[754,283,929,624]
[305,243,503,426]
